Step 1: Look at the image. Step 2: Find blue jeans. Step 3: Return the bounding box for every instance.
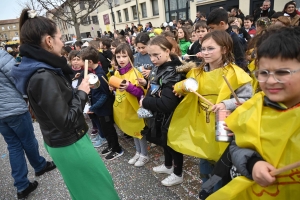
[0,111,46,192]
[199,159,222,192]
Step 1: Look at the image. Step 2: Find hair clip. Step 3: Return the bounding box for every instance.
[163,22,174,27]
[27,10,37,18]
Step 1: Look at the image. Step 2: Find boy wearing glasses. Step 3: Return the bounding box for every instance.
[207,26,300,200]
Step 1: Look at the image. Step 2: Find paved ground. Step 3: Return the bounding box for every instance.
[0,120,202,200]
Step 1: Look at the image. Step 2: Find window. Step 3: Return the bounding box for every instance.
[7,26,10,30]
[92,16,99,24]
[141,2,147,18]
[117,10,122,22]
[13,25,16,29]
[132,6,137,19]
[125,0,131,2]
[15,32,18,36]
[89,0,94,8]
[124,8,129,21]
[164,0,169,12]
[81,16,91,25]
[114,0,120,6]
[1,27,5,31]
[152,0,159,16]
[79,2,85,10]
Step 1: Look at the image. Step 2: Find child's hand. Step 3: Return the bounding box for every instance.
[172,85,182,98]
[196,52,203,58]
[211,103,226,112]
[252,161,276,187]
[137,78,147,86]
[223,123,234,136]
[139,97,144,107]
[119,80,129,92]
[78,77,90,94]
[142,69,151,78]
[109,85,115,91]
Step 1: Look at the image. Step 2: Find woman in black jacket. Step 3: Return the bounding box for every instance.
[11,9,119,200]
[139,36,184,186]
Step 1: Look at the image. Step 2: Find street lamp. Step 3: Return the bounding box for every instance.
[107,0,116,30]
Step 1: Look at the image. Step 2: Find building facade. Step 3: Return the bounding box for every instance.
[0,19,19,42]
[97,0,288,31]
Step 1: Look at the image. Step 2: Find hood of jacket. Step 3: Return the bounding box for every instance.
[12,56,63,95]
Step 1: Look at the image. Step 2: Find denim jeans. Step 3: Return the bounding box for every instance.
[199,159,222,192]
[0,111,46,192]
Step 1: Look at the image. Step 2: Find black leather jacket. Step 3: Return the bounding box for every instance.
[27,69,88,147]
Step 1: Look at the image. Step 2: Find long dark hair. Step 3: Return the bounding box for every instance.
[19,9,57,45]
[115,43,134,65]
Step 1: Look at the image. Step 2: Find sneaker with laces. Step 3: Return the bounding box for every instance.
[90,129,98,136]
[153,164,174,174]
[134,155,149,167]
[93,138,107,148]
[91,134,100,142]
[128,152,140,165]
[161,173,183,186]
[105,150,124,160]
[101,147,112,155]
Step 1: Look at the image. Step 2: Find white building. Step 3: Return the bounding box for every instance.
[97,0,289,32]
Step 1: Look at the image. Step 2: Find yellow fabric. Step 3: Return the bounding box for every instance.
[208,92,300,200]
[168,64,252,161]
[248,60,259,95]
[113,68,145,139]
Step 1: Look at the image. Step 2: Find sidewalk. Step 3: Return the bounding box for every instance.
[0,121,201,200]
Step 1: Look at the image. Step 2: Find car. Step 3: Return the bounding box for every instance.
[64,40,75,46]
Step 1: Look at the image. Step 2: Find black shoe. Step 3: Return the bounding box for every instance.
[17,181,38,199]
[35,161,56,176]
[105,150,124,160]
[101,147,112,155]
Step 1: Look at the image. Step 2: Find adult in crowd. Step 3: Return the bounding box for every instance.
[131,23,137,34]
[283,1,300,26]
[231,8,245,22]
[125,24,131,33]
[253,0,276,22]
[194,11,202,24]
[0,50,56,199]
[11,9,119,200]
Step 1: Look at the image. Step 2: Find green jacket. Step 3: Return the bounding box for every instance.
[179,39,191,56]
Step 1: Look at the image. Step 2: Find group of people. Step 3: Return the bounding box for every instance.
[1,0,300,199]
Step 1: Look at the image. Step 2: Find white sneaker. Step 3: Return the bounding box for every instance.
[128,152,140,165]
[134,155,149,167]
[161,173,183,186]
[153,164,173,174]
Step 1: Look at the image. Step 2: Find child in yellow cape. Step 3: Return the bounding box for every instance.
[112,43,149,167]
[208,26,300,200]
[168,30,252,191]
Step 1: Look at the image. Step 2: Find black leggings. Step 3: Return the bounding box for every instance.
[164,146,183,176]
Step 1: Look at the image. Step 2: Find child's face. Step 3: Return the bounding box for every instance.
[115,52,130,68]
[178,29,185,39]
[71,56,84,69]
[99,42,103,49]
[111,46,116,54]
[136,43,148,55]
[258,57,300,108]
[201,38,225,65]
[191,32,197,43]
[148,44,170,67]
[244,19,253,29]
[195,27,208,42]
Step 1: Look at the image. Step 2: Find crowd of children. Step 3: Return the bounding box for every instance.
[7,2,300,199]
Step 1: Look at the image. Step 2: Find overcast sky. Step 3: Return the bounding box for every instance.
[0,0,27,20]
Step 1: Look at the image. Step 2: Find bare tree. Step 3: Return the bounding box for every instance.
[36,0,105,40]
[17,0,45,16]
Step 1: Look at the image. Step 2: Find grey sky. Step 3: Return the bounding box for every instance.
[0,0,27,20]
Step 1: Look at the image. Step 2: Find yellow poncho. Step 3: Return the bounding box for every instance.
[248,60,259,95]
[168,64,252,161]
[208,92,300,200]
[113,68,145,139]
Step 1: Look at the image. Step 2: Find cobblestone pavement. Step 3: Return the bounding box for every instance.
[0,120,202,200]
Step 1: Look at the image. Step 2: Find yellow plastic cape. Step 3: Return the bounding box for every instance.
[248,60,259,95]
[168,64,252,161]
[208,92,300,200]
[113,68,145,139]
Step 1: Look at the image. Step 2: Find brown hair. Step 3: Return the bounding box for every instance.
[200,30,234,67]
[195,20,209,31]
[79,46,99,64]
[89,40,100,50]
[177,27,190,41]
[68,50,80,61]
[166,37,181,56]
[148,35,180,56]
[115,43,134,64]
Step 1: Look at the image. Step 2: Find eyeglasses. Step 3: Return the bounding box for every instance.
[253,68,300,83]
[200,47,216,53]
